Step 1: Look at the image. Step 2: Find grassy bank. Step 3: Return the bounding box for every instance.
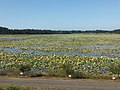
[0,85,120,90]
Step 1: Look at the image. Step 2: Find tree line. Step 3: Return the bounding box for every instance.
[0,26,120,34]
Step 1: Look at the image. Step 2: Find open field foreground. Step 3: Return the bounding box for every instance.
[0,34,120,79]
[0,78,120,90]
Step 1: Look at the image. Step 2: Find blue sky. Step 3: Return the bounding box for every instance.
[0,0,120,30]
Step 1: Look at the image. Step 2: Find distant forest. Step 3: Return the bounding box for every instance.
[0,26,120,34]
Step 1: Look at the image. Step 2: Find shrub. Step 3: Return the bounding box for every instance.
[109,62,120,75]
[18,64,31,72]
[71,71,87,79]
[62,62,74,76]
[0,86,34,90]
[48,68,66,77]
[7,86,20,90]
[0,86,4,90]
[94,74,112,79]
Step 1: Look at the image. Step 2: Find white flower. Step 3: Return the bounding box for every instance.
[112,76,116,80]
[0,61,3,64]
[68,75,72,78]
[20,72,23,75]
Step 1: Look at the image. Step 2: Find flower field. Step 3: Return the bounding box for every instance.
[0,34,120,79]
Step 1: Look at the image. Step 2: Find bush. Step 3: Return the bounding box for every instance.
[48,68,66,77]
[70,71,87,79]
[94,74,112,79]
[18,64,31,72]
[0,69,20,76]
[62,62,74,76]
[0,86,4,90]
[7,86,20,90]
[109,62,120,75]
[0,72,7,76]
[0,86,34,90]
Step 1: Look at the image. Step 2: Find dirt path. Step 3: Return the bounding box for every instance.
[0,78,120,90]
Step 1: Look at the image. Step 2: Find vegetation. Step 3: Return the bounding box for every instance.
[0,26,120,34]
[0,51,119,79]
[0,86,119,90]
[0,34,120,79]
[0,86,34,90]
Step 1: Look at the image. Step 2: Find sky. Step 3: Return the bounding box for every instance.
[0,0,120,30]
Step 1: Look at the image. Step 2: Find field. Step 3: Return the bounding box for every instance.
[0,34,120,79]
